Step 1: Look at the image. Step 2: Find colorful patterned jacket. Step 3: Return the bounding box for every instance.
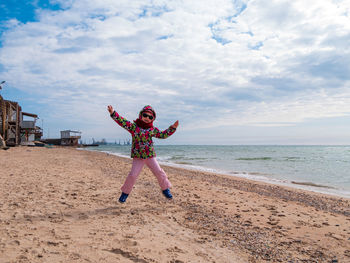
[110,111,177,159]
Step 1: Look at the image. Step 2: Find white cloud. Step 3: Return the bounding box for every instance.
[0,0,349,143]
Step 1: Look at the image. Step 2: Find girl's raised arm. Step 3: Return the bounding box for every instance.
[154,121,178,139]
[170,120,179,129]
[108,105,136,133]
[107,105,114,114]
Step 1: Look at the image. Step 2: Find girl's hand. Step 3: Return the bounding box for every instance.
[171,120,179,129]
[107,105,114,114]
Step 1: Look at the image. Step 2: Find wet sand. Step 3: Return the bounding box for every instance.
[0,147,349,262]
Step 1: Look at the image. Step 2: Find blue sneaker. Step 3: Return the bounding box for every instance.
[162,188,173,199]
[118,192,129,203]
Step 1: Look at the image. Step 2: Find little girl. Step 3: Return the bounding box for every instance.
[107,105,179,203]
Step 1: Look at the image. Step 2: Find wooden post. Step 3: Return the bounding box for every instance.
[1,98,4,138]
[16,103,20,145]
[2,101,6,141]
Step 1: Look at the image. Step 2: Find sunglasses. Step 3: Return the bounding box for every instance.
[142,113,154,120]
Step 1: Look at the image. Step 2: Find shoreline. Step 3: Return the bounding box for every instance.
[82,147,350,200]
[1,146,349,262]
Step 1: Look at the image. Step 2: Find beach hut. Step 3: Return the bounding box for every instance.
[60,130,82,146]
[20,112,43,145]
[0,94,42,147]
[40,130,82,146]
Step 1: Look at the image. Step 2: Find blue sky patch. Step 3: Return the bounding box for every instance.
[211,35,232,45]
[157,35,173,40]
[0,63,5,72]
[0,0,64,46]
[209,23,232,45]
[249,41,263,50]
[232,0,248,18]
[89,14,107,21]
[138,4,172,18]
[54,47,85,54]
[0,0,63,25]
[242,31,254,36]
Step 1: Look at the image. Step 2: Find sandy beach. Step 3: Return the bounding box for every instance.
[0,146,349,262]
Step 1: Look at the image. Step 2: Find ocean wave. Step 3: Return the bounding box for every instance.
[283,157,302,162]
[236,157,272,161]
[291,181,335,189]
[236,156,303,162]
[174,161,193,165]
[168,155,186,160]
[170,156,210,161]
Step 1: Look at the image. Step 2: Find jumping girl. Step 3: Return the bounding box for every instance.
[107,105,179,203]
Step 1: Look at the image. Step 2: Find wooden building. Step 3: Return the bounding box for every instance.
[1,95,21,147]
[0,94,42,148]
[21,112,43,144]
[60,130,81,146]
[41,130,82,146]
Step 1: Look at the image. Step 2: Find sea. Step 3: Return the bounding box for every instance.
[83,144,350,198]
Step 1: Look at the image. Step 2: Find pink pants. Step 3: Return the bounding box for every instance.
[121,158,172,194]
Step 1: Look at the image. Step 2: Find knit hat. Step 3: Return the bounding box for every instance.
[139,105,156,120]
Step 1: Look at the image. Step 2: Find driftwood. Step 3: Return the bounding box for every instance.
[0,134,9,150]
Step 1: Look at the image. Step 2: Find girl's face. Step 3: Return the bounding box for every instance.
[141,112,154,123]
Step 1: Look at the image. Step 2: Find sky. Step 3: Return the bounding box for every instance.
[0,0,350,145]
